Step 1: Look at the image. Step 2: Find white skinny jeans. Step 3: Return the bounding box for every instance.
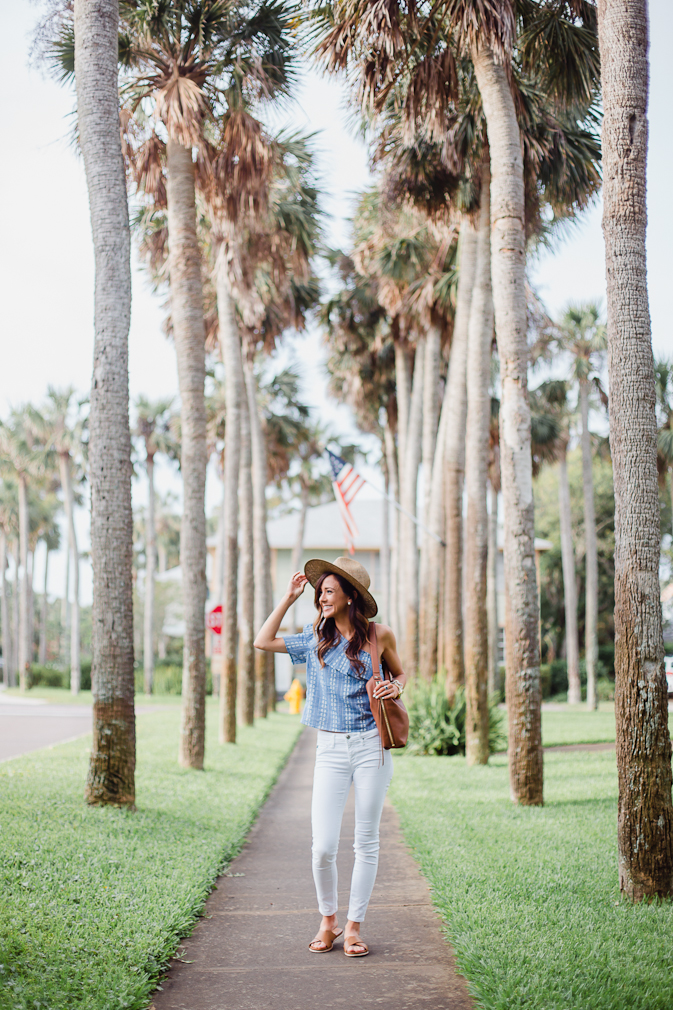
[311,727,393,924]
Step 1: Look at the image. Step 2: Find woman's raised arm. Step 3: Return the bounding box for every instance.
[253,572,309,653]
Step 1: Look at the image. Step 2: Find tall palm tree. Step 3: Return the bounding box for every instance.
[559,303,606,710]
[596,0,673,900]
[133,396,175,694]
[464,156,492,765]
[74,0,135,805]
[36,388,87,694]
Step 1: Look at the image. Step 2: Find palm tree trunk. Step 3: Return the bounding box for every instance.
[165,139,208,768]
[443,218,478,699]
[17,474,29,692]
[384,422,400,635]
[143,452,156,694]
[473,44,543,805]
[75,0,135,805]
[401,339,425,672]
[418,326,441,672]
[28,551,35,667]
[579,378,599,709]
[1,529,9,687]
[217,262,242,741]
[464,168,493,766]
[157,528,168,658]
[61,551,70,667]
[597,0,673,899]
[487,482,499,695]
[290,483,310,633]
[59,453,81,695]
[558,446,581,704]
[11,543,19,688]
[395,342,411,478]
[237,368,255,726]
[244,359,271,719]
[39,546,49,667]
[380,458,390,624]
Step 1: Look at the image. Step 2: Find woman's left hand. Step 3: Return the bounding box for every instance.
[373,680,400,700]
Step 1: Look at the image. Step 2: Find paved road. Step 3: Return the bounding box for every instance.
[151,728,473,1010]
[0,697,171,762]
[0,698,92,762]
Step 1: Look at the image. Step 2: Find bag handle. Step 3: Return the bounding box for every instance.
[369,621,387,681]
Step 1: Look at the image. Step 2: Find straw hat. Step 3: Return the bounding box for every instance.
[304,556,378,619]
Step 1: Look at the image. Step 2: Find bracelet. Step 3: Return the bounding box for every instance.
[391,679,404,697]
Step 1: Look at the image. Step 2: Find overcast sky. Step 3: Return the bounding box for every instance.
[2,1,671,604]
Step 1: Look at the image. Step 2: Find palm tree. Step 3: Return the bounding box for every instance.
[74,0,135,806]
[654,359,673,540]
[37,388,86,694]
[314,0,601,804]
[0,479,18,688]
[464,156,492,765]
[111,0,299,762]
[38,523,61,668]
[0,414,43,692]
[530,380,581,705]
[559,303,607,710]
[596,0,673,900]
[133,396,175,694]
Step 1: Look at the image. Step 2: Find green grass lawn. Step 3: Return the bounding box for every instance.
[390,749,673,1010]
[0,704,302,1010]
[541,704,616,747]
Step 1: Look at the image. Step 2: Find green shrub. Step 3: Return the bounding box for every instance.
[133,662,214,695]
[29,665,67,689]
[405,681,506,756]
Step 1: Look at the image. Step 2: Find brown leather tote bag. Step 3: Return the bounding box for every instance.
[366,622,409,749]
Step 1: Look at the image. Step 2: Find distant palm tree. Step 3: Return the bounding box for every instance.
[37,388,86,693]
[133,396,175,694]
[559,303,607,710]
[530,380,581,706]
[0,479,18,687]
[0,414,43,692]
[654,359,673,540]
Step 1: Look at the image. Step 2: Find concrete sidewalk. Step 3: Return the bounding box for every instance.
[151,728,473,1010]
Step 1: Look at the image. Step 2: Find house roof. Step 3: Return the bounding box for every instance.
[266,499,388,550]
[204,496,555,554]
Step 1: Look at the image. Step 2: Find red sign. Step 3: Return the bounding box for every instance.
[207,604,223,635]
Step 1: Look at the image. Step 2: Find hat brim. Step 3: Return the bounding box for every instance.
[304,558,378,619]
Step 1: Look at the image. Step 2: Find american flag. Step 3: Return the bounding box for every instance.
[326,450,365,554]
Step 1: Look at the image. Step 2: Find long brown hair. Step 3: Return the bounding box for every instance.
[312,572,370,677]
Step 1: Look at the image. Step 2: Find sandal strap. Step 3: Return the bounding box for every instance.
[310,928,341,946]
[344,935,368,950]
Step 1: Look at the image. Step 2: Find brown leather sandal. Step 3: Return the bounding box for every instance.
[344,934,369,957]
[309,927,343,952]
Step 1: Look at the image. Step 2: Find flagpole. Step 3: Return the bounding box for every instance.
[365,480,446,547]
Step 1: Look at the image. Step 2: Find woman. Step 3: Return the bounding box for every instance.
[254,556,406,957]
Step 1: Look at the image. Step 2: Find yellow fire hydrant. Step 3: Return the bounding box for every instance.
[284,678,305,715]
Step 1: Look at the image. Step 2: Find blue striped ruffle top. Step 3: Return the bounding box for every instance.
[283,623,375,733]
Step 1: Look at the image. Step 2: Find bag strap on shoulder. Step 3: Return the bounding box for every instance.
[369,621,385,680]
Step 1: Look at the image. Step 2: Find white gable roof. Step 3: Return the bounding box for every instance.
[267,499,388,551]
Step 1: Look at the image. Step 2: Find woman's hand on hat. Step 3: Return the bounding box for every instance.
[286,572,309,604]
